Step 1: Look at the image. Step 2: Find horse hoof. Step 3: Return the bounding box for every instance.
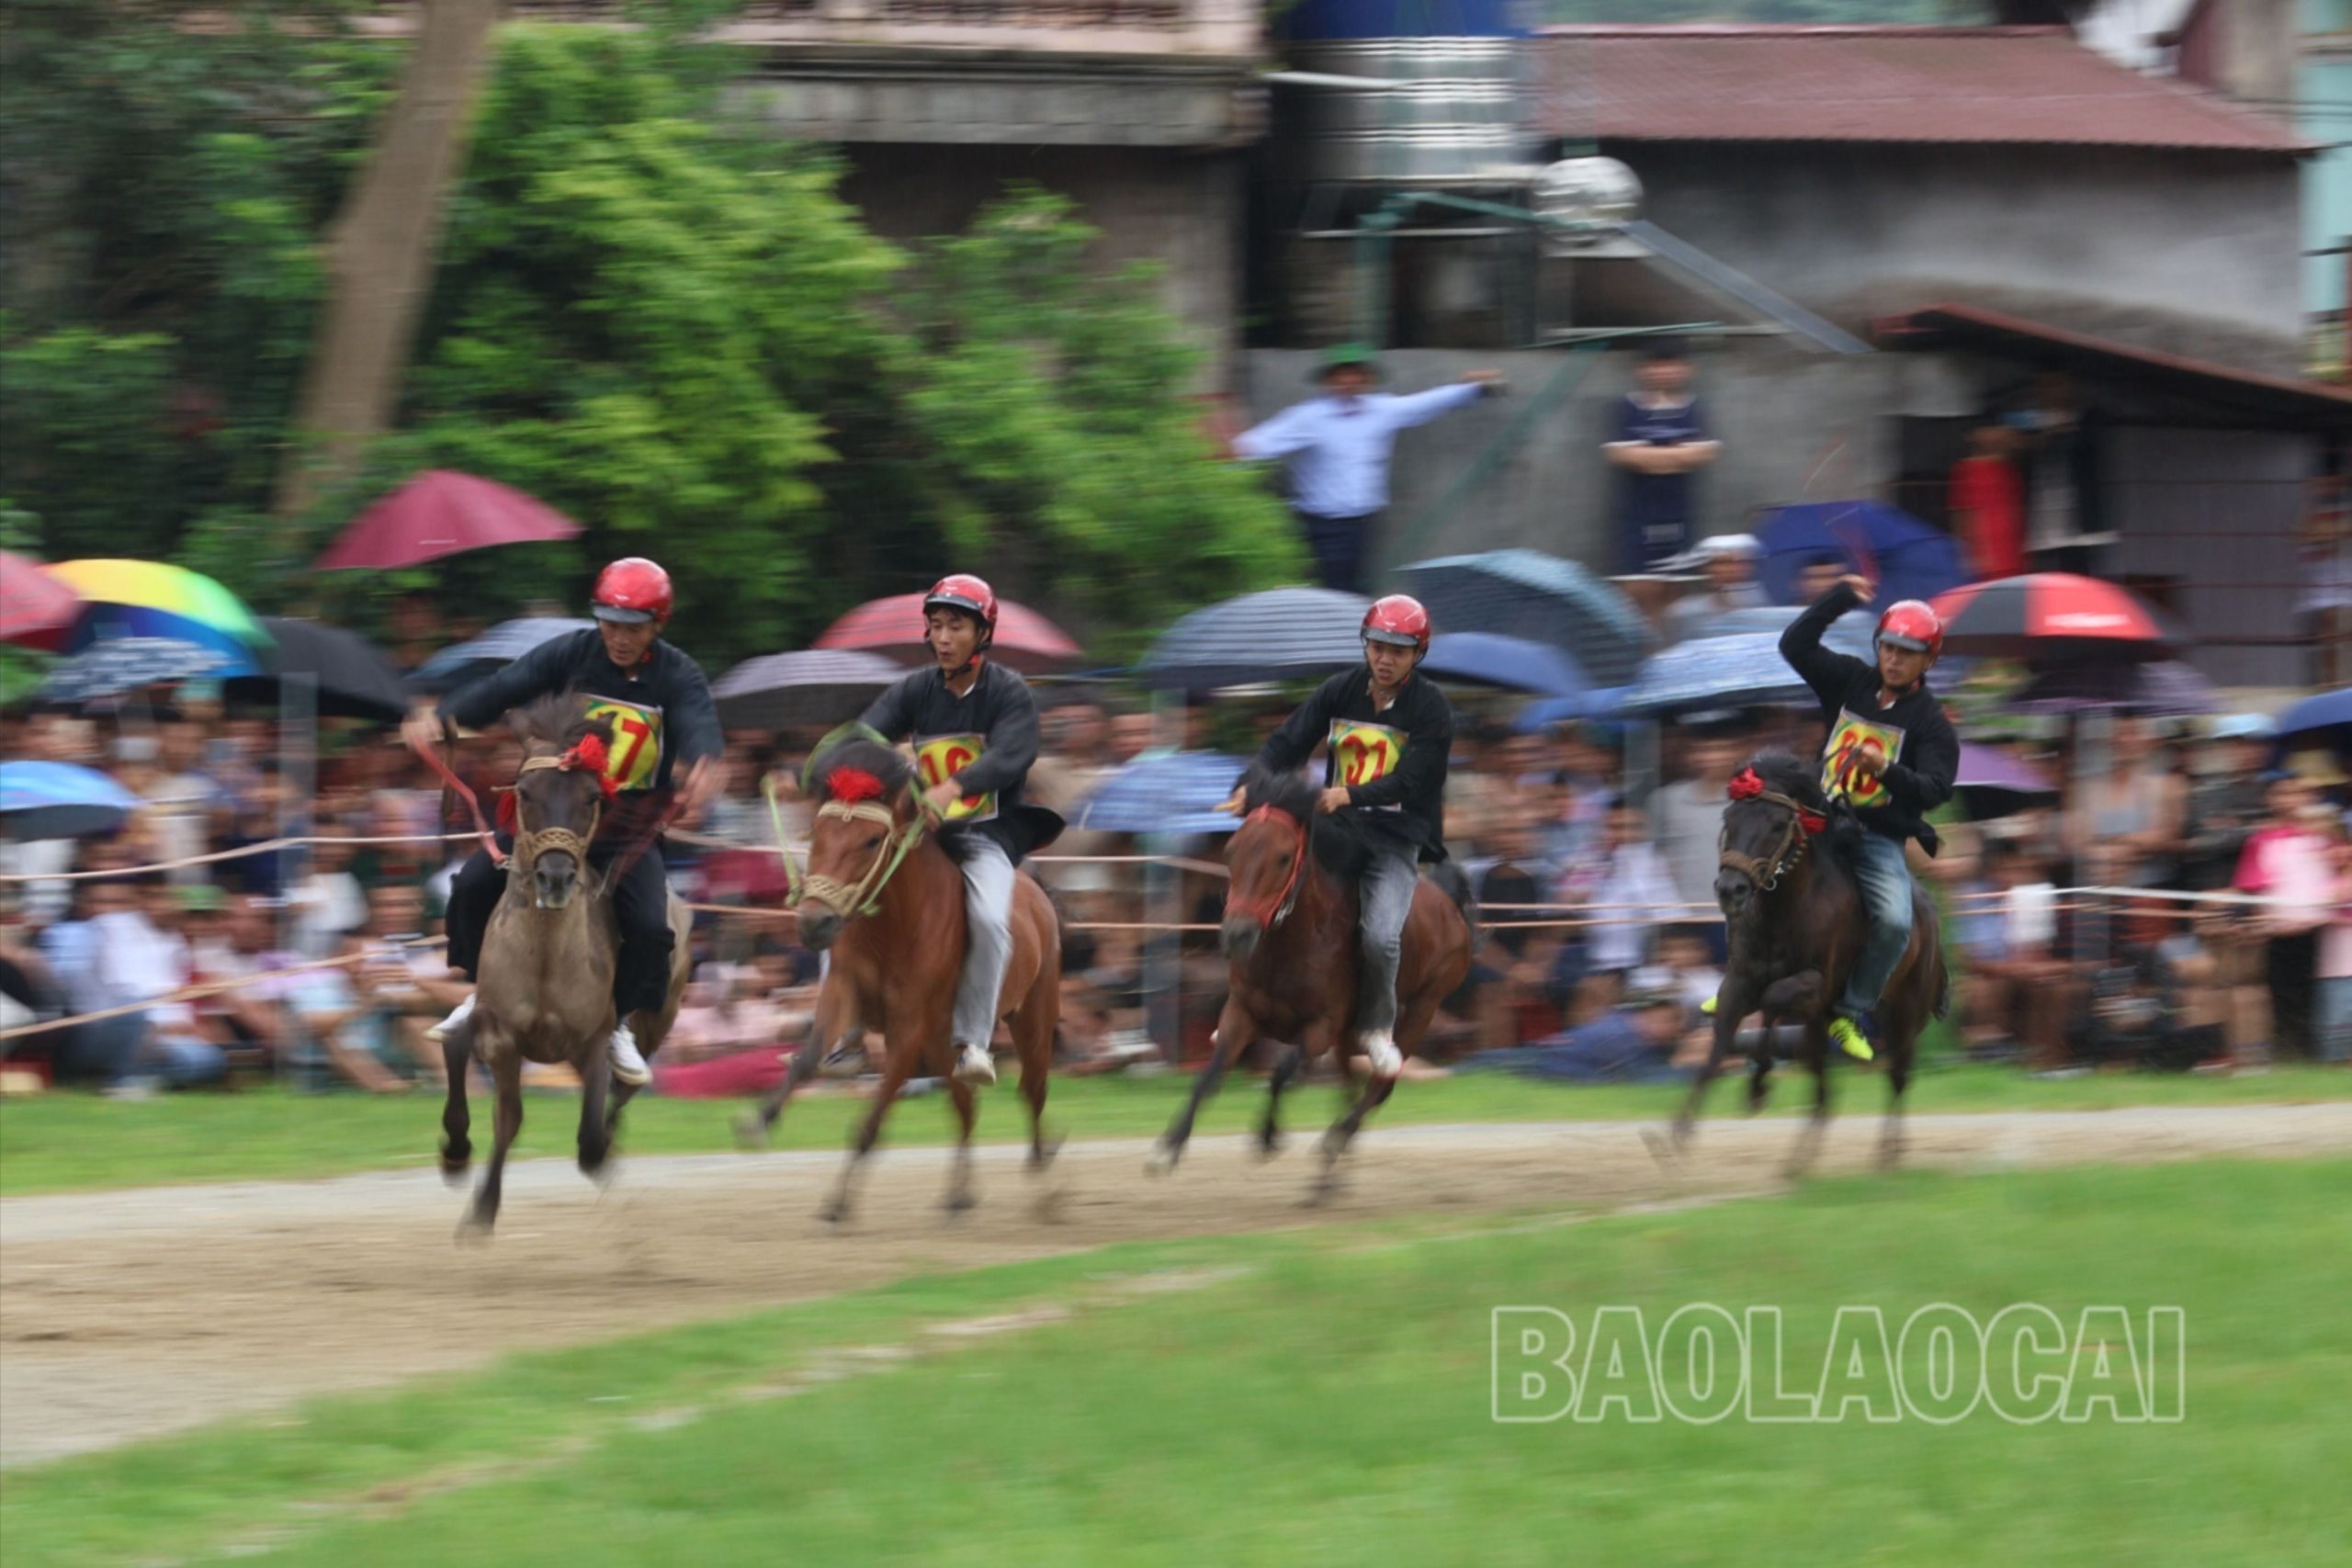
[580,1155,615,1188]
[454,1213,494,1247]
[1032,1185,1068,1225]
[819,1199,851,1227]
[1257,1132,1285,1162]
[1144,1141,1181,1178]
[439,1151,471,1188]
[1641,1128,1683,1170]
[732,1112,771,1151]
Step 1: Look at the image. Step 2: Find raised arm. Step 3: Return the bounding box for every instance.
[1256,674,1346,775]
[1779,580,1873,705]
[1384,379,1488,431]
[1231,401,1317,462]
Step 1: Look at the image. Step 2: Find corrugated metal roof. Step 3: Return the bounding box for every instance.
[1537,26,2311,153]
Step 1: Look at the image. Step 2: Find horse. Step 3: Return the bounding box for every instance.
[1149,761,1474,1201]
[438,696,691,1236]
[1660,751,1949,1176]
[753,739,1060,1224]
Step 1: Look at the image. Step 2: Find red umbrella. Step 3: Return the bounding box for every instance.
[1,551,83,648]
[1928,572,2179,662]
[814,592,1082,674]
[312,469,582,571]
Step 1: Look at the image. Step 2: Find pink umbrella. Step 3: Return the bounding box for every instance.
[1,551,82,648]
[312,470,582,571]
[814,592,1082,673]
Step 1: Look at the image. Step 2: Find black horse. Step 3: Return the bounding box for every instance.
[1662,752,1949,1176]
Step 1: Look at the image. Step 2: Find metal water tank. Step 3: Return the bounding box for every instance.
[1273,0,1534,186]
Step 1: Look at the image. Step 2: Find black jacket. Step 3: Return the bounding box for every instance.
[1257,666,1454,863]
[1780,583,1958,854]
[858,661,1060,862]
[441,629,721,836]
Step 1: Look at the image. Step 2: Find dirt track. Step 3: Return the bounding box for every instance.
[4,1103,2347,1468]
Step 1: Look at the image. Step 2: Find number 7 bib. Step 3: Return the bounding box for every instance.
[581,697,665,793]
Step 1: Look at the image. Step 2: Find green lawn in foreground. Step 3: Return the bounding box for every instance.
[4,1062,2349,1195]
[5,1157,2346,1567]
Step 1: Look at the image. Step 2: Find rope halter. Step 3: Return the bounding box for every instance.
[1225,804,1309,931]
[800,795,928,920]
[508,740,616,897]
[1717,767,1827,894]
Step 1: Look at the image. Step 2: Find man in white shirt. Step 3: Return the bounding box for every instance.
[91,877,225,1088]
[1234,344,1501,593]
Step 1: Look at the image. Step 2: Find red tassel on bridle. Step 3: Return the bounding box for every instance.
[826,766,886,805]
[1727,768,1764,801]
[1726,766,1826,836]
[560,735,620,802]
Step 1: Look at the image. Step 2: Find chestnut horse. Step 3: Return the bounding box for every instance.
[1660,751,1949,1176]
[756,739,1060,1223]
[440,697,691,1236]
[1150,762,1473,1200]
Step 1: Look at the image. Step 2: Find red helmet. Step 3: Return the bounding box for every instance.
[922,574,999,635]
[1363,593,1432,654]
[592,558,673,625]
[1876,599,1943,660]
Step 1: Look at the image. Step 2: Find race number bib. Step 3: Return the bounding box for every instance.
[1822,708,1905,809]
[915,733,998,823]
[582,697,664,793]
[1329,719,1408,799]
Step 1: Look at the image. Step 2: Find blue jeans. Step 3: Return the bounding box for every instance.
[2317,976,2352,1064]
[1357,850,1419,1036]
[1840,831,1915,1018]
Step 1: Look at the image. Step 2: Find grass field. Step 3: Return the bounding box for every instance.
[5,1063,2350,1195]
[5,1156,2346,1567]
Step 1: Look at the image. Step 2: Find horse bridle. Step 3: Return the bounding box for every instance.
[1717,788,1826,895]
[800,793,929,920]
[1227,804,1309,931]
[509,754,604,895]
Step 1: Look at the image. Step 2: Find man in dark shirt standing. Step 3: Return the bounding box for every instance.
[1222,595,1454,1080]
[1603,341,1721,577]
[855,575,1057,1089]
[407,558,723,1086]
[1766,576,1960,1062]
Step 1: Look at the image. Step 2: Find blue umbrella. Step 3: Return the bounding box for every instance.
[2272,687,2352,744]
[1421,632,1591,698]
[38,637,240,704]
[1757,501,1965,610]
[1395,548,1649,685]
[1078,751,1252,836]
[406,617,594,694]
[1514,688,1634,731]
[1135,589,1370,691]
[0,761,143,840]
[1619,633,1819,716]
[1676,604,1877,661]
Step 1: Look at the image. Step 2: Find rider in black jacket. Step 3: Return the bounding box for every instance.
[1227,594,1454,1081]
[1776,575,1959,1061]
[406,558,722,1085]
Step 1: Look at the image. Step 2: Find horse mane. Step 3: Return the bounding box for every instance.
[507,691,610,753]
[1238,761,1371,880]
[1741,751,1829,814]
[810,738,915,804]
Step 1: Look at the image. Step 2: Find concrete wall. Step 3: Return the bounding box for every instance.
[1603,142,2307,360]
[839,144,1245,381]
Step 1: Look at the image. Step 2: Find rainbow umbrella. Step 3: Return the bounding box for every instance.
[36,559,272,674]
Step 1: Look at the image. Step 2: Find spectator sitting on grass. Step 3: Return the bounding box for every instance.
[291,884,464,1092]
[91,875,225,1090]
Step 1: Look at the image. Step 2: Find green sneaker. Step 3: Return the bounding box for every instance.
[1827,1014,1875,1063]
[1699,993,1719,1018]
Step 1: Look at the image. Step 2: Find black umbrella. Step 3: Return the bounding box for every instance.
[227,617,411,721]
[404,616,594,695]
[1134,588,1372,691]
[711,649,905,730]
[1395,549,1651,686]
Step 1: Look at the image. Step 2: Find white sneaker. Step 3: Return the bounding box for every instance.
[426,991,476,1043]
[952,1043,997,1088]
[1361,1029,1403,1081]
[609,1021,652,1087]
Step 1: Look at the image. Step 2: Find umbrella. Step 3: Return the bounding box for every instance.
[2270,687,2352,745]
[1078,751,1251,836]
[1134,587,1370,691]
[1929,573,2179,662]
[1955,742,2059,818]
[814,593,1081,675]
[0,552,80,647]
[1617,633,1816,716]
[712,649,905,731]
[1395,548,1650,686]
[1676,603,1878,660]
[1757,501,1966,609]
[313,469,582,571]
[33,559,271,671]
[1420,632,1591,698]
[0,761,143,840]
[405,617,594,694]
[38,637,240,704]
[1515,689,1634,731]
[2008,660,2218,717]
[225,617,411,721]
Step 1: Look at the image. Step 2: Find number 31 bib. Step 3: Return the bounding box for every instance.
[1329,719,1408,805]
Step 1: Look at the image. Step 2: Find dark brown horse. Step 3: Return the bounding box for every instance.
[1150,762,1474,1200]
[1661,751,1948,1176]
[440,697,691,1236]
[750,740,1060,1223]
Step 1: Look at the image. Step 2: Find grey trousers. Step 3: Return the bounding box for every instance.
[1357,849,1420,1036]
[953,836,1018,1049]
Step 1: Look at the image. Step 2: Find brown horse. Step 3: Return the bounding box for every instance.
[1660,751,1948,1176]
[1150,762,1474,1200]
[755,739,1060,1224]
[439,697,691,1236]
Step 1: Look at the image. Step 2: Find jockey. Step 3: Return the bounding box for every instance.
[1764,574,1959,1061]
[407,558,722,1085]
[854,574,1048,1089]
[1226,594,1453,1080]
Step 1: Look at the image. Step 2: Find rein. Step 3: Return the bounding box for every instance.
[801,793,929,919]
[1226,804,1309,931]
[409,725,507,867]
